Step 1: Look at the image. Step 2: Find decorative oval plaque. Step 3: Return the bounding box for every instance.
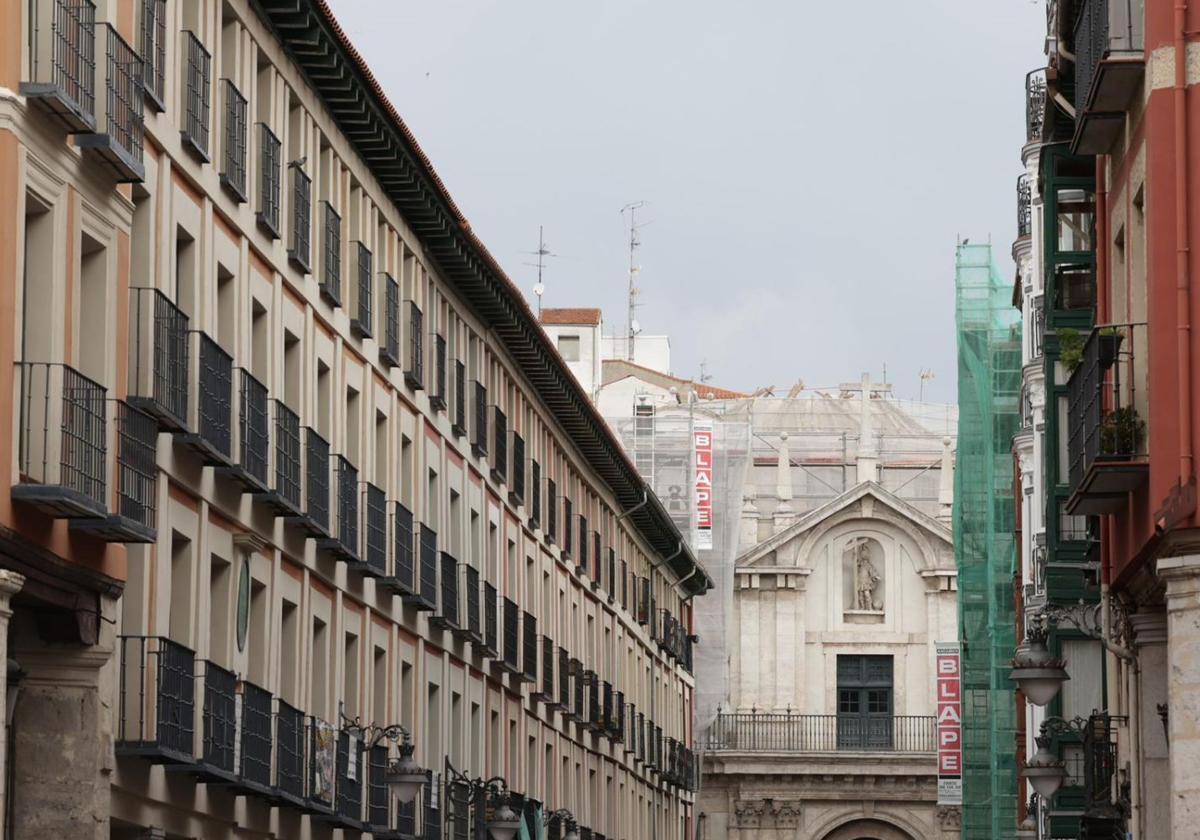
[236,555,251,652]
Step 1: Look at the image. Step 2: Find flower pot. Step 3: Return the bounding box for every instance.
[1097,332,1123,368]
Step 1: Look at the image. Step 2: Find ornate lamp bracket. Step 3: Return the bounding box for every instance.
[1037,594,1136,662]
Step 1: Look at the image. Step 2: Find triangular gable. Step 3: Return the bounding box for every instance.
[736,481,953,567]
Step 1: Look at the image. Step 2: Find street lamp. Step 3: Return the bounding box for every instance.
[339,709,425,805]
[444,759,522,840]
[1010,623,1069,707]
[546,808,580,840]
[1019,717,1086,801]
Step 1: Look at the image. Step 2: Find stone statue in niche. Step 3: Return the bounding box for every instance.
[843,537,884,621]
[854,540,882,610]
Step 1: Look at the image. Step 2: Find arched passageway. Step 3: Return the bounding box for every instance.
[819,818,917,840]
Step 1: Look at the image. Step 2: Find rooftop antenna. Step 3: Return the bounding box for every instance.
[699,360,712,384]
[919,368,936,402]
[620,201,648,361]
[522,225,555,319]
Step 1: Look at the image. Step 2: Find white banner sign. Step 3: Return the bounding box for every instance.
[936,641,963,805]
[694,419,714,550]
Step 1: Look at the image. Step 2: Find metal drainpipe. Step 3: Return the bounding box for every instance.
[1177,0,1195,487]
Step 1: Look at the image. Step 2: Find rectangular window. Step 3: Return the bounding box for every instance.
[288,165,312,271]
[219,80,247,201]
[181,31,211,159]
[557,334,581,361]
[835,654,893,750]
[140,0,166,109]
[256,124,281,238]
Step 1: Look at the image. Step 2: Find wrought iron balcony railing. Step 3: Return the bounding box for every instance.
[381,501,419,599]
[546,478,557,544]
[274,699,306,804]
[491,407,508,484]
[256,123,281,238]
[1017,174,1032,239]
[381,273,400,367]
[501,597,521,674]
[521,612,538,683]
[528,459,541,530]
[557,647,570,709]
[177,332,232,465]
[463,564,482,643]
[76,23,144,182]
[320,202,342,306]
[288,165,312,271]
[256,400,302,515]
[196,660,238,779]
[319,455,358,561]
[13,360,109,520]
[22,0,96,131]
[350,242,373,338]
[576,514,588,577]
[349,481,387,578]
[128,287,189,429]
[139,0,165,110]
[1066,323,1148,514]
[1073,0,1144,153]
[181,31,211,160]
[219,79,248,201]
[451,360,467,436]
[403,301,423,390]
[226,368,269,490]
[509,432,525,506]
[293,426,330,537]
[705,711,937,753]
[483,581,499,657]
[75,399,157,543]
[333,730,364,828]
[237,680,274,795]
[418,525,439,609]
[430,552,462,632]
[470,380,487,457]
[104,400,157,541]
[1026,68,1047,144]
[115,635,196,764]
[534,635,554,702]
[429,334,447,411]
[562,497,573,560]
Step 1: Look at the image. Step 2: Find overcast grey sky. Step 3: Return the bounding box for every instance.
[329,1,1045,403]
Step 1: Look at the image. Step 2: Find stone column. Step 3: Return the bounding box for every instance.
[0,571,24,833]
[1131,611,1169,840]
[1156,555,1200,838]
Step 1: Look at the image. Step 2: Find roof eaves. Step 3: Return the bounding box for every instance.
[254,0,710,593]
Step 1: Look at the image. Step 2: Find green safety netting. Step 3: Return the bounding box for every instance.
[953,243,1021,839]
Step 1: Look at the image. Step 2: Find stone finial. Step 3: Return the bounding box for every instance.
[776,432,793,502]
[937,436,954,525]
[774,433,795,534]
[856,372,879,484]
[740,491,759,550]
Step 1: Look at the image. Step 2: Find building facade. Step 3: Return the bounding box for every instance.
[545,326,963,840]
[2,1,708,838]
[1010,2,1190,839]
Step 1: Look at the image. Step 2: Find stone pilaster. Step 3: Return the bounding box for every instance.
[1156,555,1200,839]
[0,571,24,834]
[1131,611,1170,840]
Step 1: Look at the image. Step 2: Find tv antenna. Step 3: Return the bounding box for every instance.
[699,360,712,384]
[522,225,556,318]
[620,201,648,360]
[919,368,935,402]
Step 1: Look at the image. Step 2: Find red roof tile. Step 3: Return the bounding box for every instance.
[540,308,603,326]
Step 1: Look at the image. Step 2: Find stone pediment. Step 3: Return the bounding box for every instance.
[736,481,953,572]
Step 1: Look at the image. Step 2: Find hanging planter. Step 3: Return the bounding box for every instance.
[1097,327,1123,368]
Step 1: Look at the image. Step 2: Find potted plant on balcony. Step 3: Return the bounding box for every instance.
[1058,328,1084,374]
[1099,406,1145,459]
[1097,327,1123,368]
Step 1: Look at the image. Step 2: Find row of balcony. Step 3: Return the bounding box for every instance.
[1064,323,1148,515]
[114,634,694,839]
[704,711,937,754]
[22,0,147,181]
[1025,0,1144,152]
